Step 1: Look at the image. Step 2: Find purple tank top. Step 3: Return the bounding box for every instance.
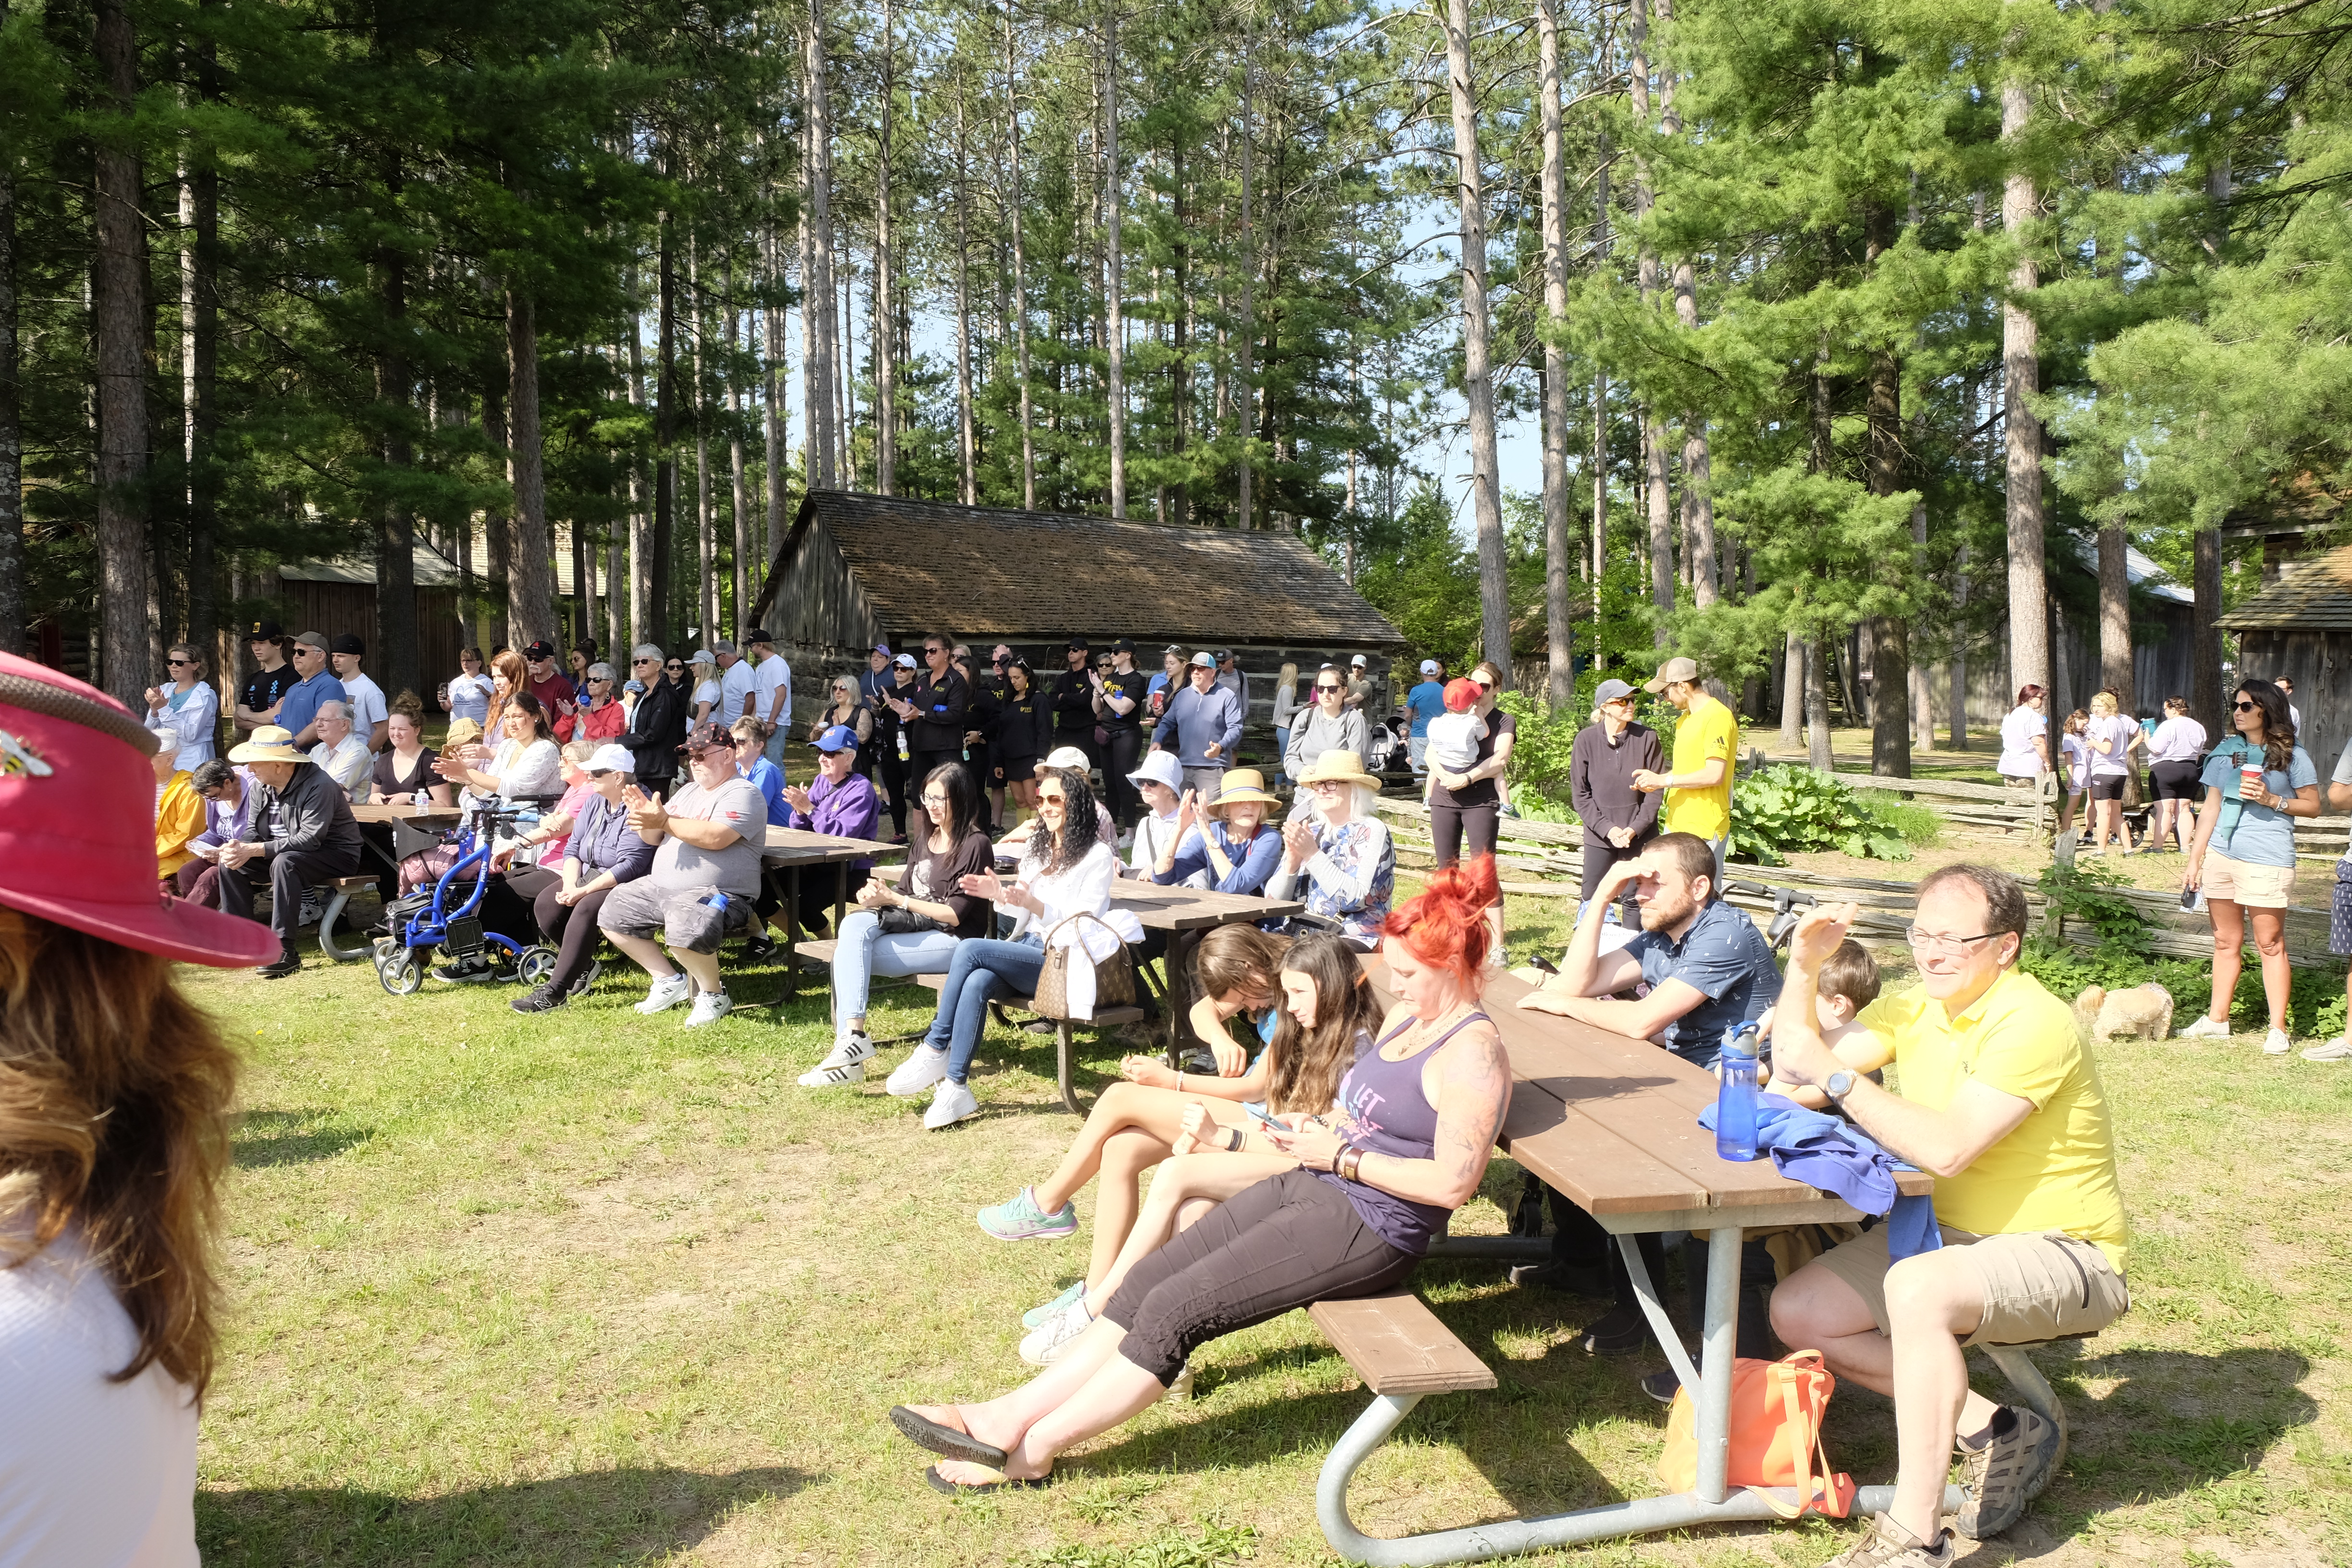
[1317,1010,1490,1255]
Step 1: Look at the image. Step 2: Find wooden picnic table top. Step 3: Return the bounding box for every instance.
[761,826,901,863]
[875,863,1303,931]
[351,802,461,826]
[1367,962,1930,1222]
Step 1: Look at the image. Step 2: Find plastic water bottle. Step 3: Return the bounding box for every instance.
[1715,1022,1761,1163]
[896,727,910,763]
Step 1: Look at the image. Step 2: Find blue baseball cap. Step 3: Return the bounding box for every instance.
[815,724,859,754]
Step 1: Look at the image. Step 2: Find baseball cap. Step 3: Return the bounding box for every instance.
[293,631,328,652]
[872,643,892,655]
[0,653,279,968]
[1189,650,1216,669]
[1350,654,1368,666]
[586,743,637,773]
[1067,636,1090,651]
[1127,750,1183,793]
[894,653,918,669]
[679,721,733,756]
[1643,656,1701,694]
[1044,745,1092,771]
[525,639,559,660]
[815,724,858,754]
[1418,659,1439,675]
[329,633,365,656]
[1594,678,1637,707]
[1110,637,1134,654]
[747,629,774,646]
[688,649,716,666]
[246,619,284,641]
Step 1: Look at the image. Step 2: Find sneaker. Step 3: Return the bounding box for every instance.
[683,989,734,1028]
[1579,1302,1649,1356]
[1823,1513,1955,1568]
[1953,1403,2058,1539]
[1022,1280,1086,1330]
[1163,1361,1195,1402]
[815,1030,877,1071]
[2263,1027,2293,1056]
[977,1186,1079,1242]
[2302,1037,2352,1061]
[1640,1370,1681,1406]
[2177,1014,2233,1041]
[634,971,695,1015]
[429,956,496,984]
[257,945,303,980]
[798,1031,876,1088]
[886,1045,951,1097]
[923,1079,980,1130]
[1019,1298,1093,1366]
[510,983,568,1015]
[565,958,602,998]
[296,893,324,928]
[742,932,779,964]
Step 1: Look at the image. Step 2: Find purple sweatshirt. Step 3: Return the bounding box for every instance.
[188,765,262,853]
[786,770,882,869]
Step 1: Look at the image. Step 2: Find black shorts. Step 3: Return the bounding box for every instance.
[2088,774,2127,802]
[996,754,1041,786]
[2152,759,2203,801]
[1430,804,1498,868]
[907,749,966,794]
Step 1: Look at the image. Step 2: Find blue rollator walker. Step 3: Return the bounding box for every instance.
[373,796,559,995]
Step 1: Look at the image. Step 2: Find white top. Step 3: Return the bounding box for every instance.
[718,660,759,724]
[1424,710,1488,772]
[2085,714,2132,777]
[2060,732,2090,789]
[752,653,792,725]
[0,1224,199,1568]
[145,684,218,772]
[691,677,723,716]
[308,735,375,802]
[339,671,387,735]
[445,670,495,725]
[1006,841,1144,958]
[469,736,563,807]
[1997,706,2047,778]
[1127,808,1184,877]
[2149,716,2208,762]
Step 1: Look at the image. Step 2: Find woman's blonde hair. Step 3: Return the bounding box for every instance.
[2090,689,2119,718]
[1277,662,1298,696]
[0,909,237,1396]
[562,737,600,765]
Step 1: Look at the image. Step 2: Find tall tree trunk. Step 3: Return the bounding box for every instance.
[1103,6,1126,517]
[1864,203,1909,777]
[692,235,716,642]
[1949,545,1969,748]
[1171,137,1191,527]
[2193,526,2222,734]
[483,385,512,648]
[1779,633,1803,749]
[1536,0,1574,706]
[626,290,649,647]
[653,204,678,649]
[761,210,786,565]
[2098,523,2132,714]
[2002,75,2049,692]
[797,130,823,490]
[181,22,220,679]
[1004,6,1035,507]
[873,0,897,495]
[803,0,838,489]
[1629,0,1673,647]
[0,0,23,658]
[729,285,750,640]
[1590,119,1610,671]
[1655,0,1716,610]
[94,0,151,707]
[506,288,554,647]
[1805,640,1833,771]
[1237,21,1256,527]
[1910,502,1934,752]
[1442,0,1511,680]
[953,91,977,505]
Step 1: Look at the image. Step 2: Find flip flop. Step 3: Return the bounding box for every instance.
[889,1405,1008,1468]
[926,1463,1051,1497]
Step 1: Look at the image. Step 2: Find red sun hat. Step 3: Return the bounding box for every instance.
[0,651,280,968]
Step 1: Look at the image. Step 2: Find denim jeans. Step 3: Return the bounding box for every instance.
[921,934,1047,1084]
[832,908,963,1021]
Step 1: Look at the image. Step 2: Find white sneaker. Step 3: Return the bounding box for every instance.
[923,1078,980,1130]
[1163,1361,1196,1402]
[2264,1027,2293,1056]
[1019,1298,1093,1365]
[683,989,734,1029]
[634,972,694,1015]
[799,1031,875,1087]
[2177,1014,2232,1041]
[885,1045,950,1097]
[2301,1037,2352,1061]
[814,1030,875,1072]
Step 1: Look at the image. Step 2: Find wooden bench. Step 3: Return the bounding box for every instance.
[1308,1290,1496,1562]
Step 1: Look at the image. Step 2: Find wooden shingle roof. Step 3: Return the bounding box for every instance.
[757,491,1404,646]
[2218,544,2352,630]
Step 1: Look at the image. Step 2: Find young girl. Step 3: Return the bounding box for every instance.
[2056,710,2091,844]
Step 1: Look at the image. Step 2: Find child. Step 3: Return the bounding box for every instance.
[1423,677,1488,777]
[1758,939,1881,1107]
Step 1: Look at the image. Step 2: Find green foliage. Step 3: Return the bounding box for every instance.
[2034,859,2153,957]
[1853,791,1942,848]
[1509,780,1580,826]
[1728,766,1913,865]
[1023,1519,1258,1568]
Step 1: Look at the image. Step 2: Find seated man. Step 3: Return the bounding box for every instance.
[214,725,364,979]
[305,700,374,802]
[597,721,769,1028]
[1765,866,2130,1565]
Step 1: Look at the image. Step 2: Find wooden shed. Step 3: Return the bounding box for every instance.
[2219,541,2352,778]
[748,490,1407,753]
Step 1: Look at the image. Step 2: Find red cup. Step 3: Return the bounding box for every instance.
[2240,762,2265,799]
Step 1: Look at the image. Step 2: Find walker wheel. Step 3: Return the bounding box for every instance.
[378,952,423,996]
[516,946,558,987]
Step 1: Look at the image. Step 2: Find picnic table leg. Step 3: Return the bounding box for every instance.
[833,862,850,929]
[1693,1225,1743,1505]
[1055,1022,1087,1116]
[1163,927,1200,1068]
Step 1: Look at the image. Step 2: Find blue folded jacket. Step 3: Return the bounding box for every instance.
[1700,1093,1942,1261]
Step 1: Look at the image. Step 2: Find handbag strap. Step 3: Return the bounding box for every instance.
[1044,908,1128,953]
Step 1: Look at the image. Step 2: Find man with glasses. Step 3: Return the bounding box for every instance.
[618,644,686,798]
[274,632,349,749]
[1764,867,2130,1563]
[1569,678,1664,925]
[1635,654,1739,884]
[1048,637,1099,777]
[1095,638,1152,834]
[882,634,970,842]
[1152,650,1245,801]
[521,640,577,734]
[1282,665,1368,785]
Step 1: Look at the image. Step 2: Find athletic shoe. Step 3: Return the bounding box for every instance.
[977,1187,1079,1242]
[257,944,303,980]
[634,971,694,1015]
[683,989,734,1028]
[565,958,602,998]
[2301,1036,2352,1061]
[923,1079,981,1130]
[1823,1514,1954,1567]
[510,983,568,1015]
[886,1045,951,1097]
[1019,1298,1093,1365]
[1022,1281,1086,1330]
[1640,1370,1680,1406]
[2264,1027,2293,1056]
[799,1031,876,1087]
[1953,1403,2058,1539]
[2177,1014,2233,1041]
[1164,1361,1195,1402]
[742,932,779,964]
[1578,1302,1649,1356]
[814,1030,876,1072]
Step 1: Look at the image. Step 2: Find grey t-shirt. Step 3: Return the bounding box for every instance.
[651,776,768,897]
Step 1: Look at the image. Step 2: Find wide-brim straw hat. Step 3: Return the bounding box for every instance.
[443,717,484,748]
[227,724,305,764]
[1205,768,1282,816]
[1294,749,1379,791]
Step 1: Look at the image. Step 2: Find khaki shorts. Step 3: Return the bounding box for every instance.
[2204,852,2294,911]
[1811,1224,2129,1348]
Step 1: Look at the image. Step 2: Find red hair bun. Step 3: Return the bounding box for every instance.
[1383,854,1500,984]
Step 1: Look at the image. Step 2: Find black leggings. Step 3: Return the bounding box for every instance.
[507,865,615,992]
[1430,803,1498,867]
[1099,1167,1419,1385]
[1102,727,1146,828]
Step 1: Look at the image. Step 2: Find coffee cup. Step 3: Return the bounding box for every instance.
[2240,762,2265,799]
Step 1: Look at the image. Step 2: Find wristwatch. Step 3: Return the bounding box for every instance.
[1824,1069,1856,1103]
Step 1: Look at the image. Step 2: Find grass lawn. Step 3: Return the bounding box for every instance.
[182,872,2352,1567]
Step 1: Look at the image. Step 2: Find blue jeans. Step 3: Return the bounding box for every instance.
[922,935,1047,1085]
[763,725,790,778]
[831,908,963,1022]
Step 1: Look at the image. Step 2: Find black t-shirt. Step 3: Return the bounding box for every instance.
[906,827,1000,939]
[241,663,296,718]
[996,692,1051,761]
[1050,668,1096,732]
[1429,707,1517,811]
[905,667,971,752]
[1098,668,1151,734]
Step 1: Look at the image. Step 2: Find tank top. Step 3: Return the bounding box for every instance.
[1318,1009,1492,1255]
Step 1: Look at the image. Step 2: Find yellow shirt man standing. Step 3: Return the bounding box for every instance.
[1633,656,1737,871]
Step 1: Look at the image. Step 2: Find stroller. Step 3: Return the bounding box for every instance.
[372,796,558,995]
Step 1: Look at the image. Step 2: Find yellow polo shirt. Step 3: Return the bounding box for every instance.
[1857,967,2129,1271]
[1663,693,1737,840]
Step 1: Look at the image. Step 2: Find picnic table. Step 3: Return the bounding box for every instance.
[1317,964,1957,1564]
[761,826,904,1014]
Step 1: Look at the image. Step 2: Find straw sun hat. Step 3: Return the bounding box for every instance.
[1293,749,1379,791]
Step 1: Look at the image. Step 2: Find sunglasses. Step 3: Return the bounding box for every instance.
[1316,683,1344,693]
[168,657,196,667]
[2234,700,2259,712]
[666,663,685,672]
[1038,791,1067,805]
[590,675,612,682]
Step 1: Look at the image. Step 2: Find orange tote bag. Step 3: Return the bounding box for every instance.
[1654,1348,1857,1518]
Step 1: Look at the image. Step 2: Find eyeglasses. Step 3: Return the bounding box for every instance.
[921,791,951,807]
[2233,700,2259,712]
[1905,927,1999,957]
[1316,684,1344,693]
[1310,779,1347,793]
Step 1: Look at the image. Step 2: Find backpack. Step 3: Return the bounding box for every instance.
[1655,1348,1856,1518]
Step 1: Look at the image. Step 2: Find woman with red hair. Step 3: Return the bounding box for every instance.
[888,858,1510,1494]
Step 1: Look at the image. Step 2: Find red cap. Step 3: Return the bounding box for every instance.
[0,652,280,968]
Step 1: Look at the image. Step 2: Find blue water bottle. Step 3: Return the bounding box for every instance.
[1715,1022,1761,1163]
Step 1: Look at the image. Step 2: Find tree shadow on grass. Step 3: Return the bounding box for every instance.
[197,1464,808,1568]
[233,1109,373,1168]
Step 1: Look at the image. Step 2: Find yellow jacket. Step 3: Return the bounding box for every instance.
[157,772,205,879]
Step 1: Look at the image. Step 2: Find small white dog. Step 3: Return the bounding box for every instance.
[2073,983,2175,1043]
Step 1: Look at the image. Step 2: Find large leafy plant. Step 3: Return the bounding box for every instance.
[1728,766,1913,865]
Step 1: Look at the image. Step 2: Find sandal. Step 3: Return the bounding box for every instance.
[889,1405,1007,1468]
[925,1463,1051,1496]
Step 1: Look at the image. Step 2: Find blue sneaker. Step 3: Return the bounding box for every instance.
[1021,1280,1086,1330]
[977,1186,1078,1242]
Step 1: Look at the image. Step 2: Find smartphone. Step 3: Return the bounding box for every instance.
[1529,953,1559,975]
[1244,1102,1281,1127]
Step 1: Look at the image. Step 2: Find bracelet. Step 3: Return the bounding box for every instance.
[1225,1125,1245,1153]
[1341,1146,1365,1182]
